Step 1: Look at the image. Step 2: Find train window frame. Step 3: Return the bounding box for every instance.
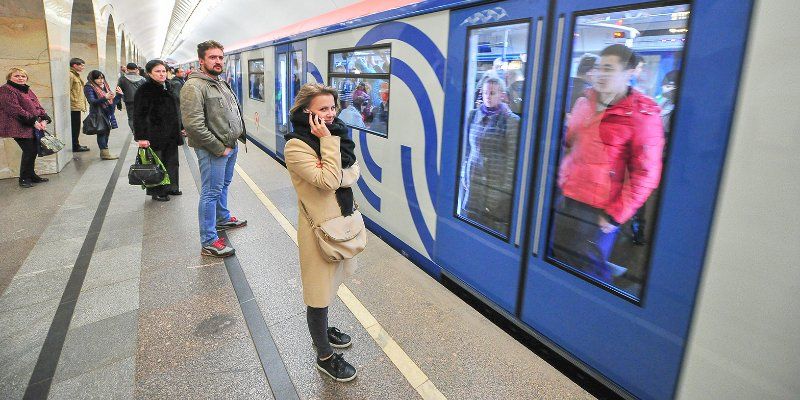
[543,2,693,305]
[248,58,265,102]
[328,44,392,138]
[451,18,533,242]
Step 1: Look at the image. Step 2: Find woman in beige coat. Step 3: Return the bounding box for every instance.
[284,83,361,382]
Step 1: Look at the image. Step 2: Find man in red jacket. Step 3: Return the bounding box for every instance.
[550,44,665,284]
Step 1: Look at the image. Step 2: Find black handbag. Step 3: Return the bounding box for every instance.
[128,148,168,187]
[82,104,111,136]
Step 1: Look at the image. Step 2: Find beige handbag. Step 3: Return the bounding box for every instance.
[301,202,367,262]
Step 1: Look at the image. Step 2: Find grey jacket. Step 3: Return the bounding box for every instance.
[180,71,245,156]
[117,73,145,105]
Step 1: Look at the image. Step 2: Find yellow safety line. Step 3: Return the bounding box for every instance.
[235,165,447,400]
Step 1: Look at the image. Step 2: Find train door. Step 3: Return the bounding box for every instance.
[224,54,242,105]
[274,41,307,160]
[435,0,549,313]
[435,1,753,399]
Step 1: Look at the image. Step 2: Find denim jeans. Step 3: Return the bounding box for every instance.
[96,133,109,149]
[195,146,238,246]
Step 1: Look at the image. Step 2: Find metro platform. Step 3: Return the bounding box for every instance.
[0,123,596,400]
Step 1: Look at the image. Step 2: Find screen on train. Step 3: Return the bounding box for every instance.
[548,4,690,300]
[329,46,391,137]
[456,22,530,238]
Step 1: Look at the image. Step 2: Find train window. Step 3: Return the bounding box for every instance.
[329,46,391,137]
[290,51,303,104]
[547,4,690,300]
[248,59,265,102]
[455,22,530,239]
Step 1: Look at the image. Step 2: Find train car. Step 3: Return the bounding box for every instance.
[176,1,797,398]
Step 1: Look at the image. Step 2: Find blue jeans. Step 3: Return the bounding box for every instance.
[96,133,109,149]
[549,196,620,284]
[195,146,238,246]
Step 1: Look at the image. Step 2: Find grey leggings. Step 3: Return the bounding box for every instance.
[307,306,332,359]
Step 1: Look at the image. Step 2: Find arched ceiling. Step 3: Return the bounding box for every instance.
[94,0,368,63]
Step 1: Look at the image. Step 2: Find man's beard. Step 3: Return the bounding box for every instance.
[203,66,223,76]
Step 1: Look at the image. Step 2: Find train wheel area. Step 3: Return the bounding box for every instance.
[0,122,597,399]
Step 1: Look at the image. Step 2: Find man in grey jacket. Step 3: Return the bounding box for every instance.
[181,40,247,258]
[117,63,145,131]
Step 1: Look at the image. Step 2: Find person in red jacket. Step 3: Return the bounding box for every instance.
[0,67,52,187]
[550,44,665,284]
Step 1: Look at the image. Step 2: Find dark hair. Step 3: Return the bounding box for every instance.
[87,70,105,84]
[126,62,138,70]
[662,70,679,86]
[599,44,638,70]
[145,59,168,73]
[69,58,85,67]
[577,54,598,76]
[197,40,224,59]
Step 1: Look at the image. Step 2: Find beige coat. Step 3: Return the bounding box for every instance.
[285,136,361,308]
[69,69,86,112]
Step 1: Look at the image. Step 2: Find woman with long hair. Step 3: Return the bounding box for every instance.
[0,67,52,187]
[284,83,361,382]
[134,59,184,201]
[84,70,123,159]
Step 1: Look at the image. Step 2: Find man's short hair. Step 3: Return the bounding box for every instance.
[197,40,224,60]
[599,44,638,70]
[69,58,85,67]
[126,62,138,70]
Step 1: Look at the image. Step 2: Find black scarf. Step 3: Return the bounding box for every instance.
[7,80,29,93]
[285,109,357,216]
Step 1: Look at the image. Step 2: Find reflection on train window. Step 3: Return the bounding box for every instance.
[547,4,690,300]
[248,59,265,102]
[276,54,288,130]
[290,51,303,104]
[456,22,529,238]
[330,47,391,74]
[329,46,391,137]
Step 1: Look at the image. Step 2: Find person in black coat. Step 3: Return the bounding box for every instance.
[134,59,184,201]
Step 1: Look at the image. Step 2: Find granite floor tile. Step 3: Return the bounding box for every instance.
[0,235,39,296]
[0,336,43,400]
[70,277,139,328]
[14,236,83,275]
[53,310,138,384]
[136,285,251,379]
[81,244,142,292]
[48,356,135,400]
[0,264,73,312]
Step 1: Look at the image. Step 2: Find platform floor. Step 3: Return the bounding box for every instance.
[0,123,594,399]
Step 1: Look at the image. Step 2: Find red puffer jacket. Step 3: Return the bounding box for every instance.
[0,83,49,139]
[558,88,665,224]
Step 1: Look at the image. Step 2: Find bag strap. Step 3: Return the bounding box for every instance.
[299,200,360,228]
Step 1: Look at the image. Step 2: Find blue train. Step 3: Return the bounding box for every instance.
[179,1,794,398]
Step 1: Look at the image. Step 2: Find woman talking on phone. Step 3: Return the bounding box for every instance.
[284,83,362,382]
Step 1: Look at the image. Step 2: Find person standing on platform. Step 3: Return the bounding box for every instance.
[181,40,247,258]
[117,63,146,132]
[0,67,52,187]
[69,58,89,152]
[169,67,186,100]
[549,44,665,284]
[134,59,183,202]
[285,83,361,382]
[84,70,123,160]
